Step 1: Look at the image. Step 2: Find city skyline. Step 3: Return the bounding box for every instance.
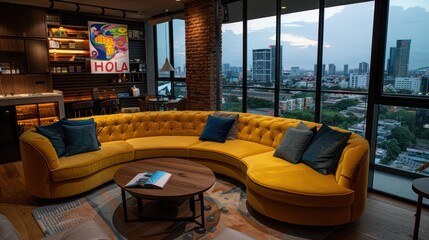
[222,2,429,71]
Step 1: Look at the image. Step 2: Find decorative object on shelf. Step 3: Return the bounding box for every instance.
[160,9,174,72]
[130,85,140,97]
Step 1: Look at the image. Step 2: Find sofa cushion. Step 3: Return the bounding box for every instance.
[190,139,274,169]
[63,123,100,156]
[199,115,235,143]
[36,121,66,157]
[273,127,314,164]
[51,140,134,182]
[126,136,202,159]
[243,152,354,208]
[301,124,351,175]
[213,112,239,140]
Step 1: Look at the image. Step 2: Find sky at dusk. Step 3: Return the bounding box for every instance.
[221,1,429,71]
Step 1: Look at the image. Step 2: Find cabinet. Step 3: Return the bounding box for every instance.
[15,102,60,133]
[0,4,46,38]
[0,38,26,74]
[26,39,49,73]
[48,25,90,74]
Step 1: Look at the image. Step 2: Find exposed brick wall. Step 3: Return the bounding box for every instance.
[185,0,222,110]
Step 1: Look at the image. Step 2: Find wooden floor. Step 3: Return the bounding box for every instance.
[1,161,428,240]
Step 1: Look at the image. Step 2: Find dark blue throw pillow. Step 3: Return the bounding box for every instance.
[60,118,101,146]
[36,121,66,157]
[60,118,95,126]
[62,123,100,156]
[301,124,351,175]
[199,115,236,143]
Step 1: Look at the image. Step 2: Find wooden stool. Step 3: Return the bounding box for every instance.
[412,177,429,240]
[99,99,120,115]
[69,101,94,118]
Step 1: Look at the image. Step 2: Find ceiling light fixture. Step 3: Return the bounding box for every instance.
[49,0,139,19]
[160,9,175,72]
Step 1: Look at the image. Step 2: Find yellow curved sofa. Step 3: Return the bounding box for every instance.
[19,111,369,226]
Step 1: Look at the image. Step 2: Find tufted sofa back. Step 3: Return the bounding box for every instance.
[93,111,210,142]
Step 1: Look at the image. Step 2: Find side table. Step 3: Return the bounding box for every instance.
[412,177,429,240]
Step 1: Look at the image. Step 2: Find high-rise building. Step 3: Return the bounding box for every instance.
[394,77,421,93]
[344,64,349,75]
[252,45,282,83]
[359,62,369,74]
[387,47,396,76]
[314,64,326,77]
[328,64,336,75]
[394,39,411,77]
[349,73,369,89]
[291,67,299,76]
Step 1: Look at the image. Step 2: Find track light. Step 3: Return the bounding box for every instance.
[49,0,137,18]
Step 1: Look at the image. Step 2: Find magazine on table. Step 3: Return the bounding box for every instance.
[125,170,172,189]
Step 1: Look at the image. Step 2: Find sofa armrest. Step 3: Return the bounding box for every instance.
[19,129,60,198]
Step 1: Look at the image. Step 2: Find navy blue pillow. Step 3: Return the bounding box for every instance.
[36,121,66,157]
[199,115,236,143]
[60,118,100,146]
[62,123,100,156]
[60,118,95,126]
[301,124,351,175]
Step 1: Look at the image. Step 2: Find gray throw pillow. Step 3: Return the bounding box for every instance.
[273,127,314,164]
[296,121,317,134]
[213,112,239,140]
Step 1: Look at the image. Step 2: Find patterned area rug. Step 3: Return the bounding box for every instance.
[32,176,337,239]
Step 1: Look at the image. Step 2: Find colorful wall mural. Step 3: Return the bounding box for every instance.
[88,21,129,74]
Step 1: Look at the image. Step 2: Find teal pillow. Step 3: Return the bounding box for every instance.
[273,127,314,164]
[301,124,351,175]
[60,118,100,146]
[63,123,100,156]
[60,118,95,126]
[199,115,236,143]
[36,121,66,157]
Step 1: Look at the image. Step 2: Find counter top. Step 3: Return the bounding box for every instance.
[0,92,64,106]
[0,91,65,118]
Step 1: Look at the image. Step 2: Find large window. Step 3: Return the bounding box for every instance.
[371,0,429,201]
[154,19,186,97]
[222,0,243,112]
[321,1,374,136]
[221,0,373,127]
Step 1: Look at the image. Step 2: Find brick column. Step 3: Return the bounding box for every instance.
[185,0,222,110]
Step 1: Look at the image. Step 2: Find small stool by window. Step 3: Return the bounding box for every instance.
[99,99,120,115]
[69,101,94,118]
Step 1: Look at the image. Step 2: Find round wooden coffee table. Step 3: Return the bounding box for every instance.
[114,158,216,229]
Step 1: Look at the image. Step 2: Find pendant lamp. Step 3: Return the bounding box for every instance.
[160,9,175,72]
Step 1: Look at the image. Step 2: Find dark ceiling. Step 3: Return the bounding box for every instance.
[0,0,192,22]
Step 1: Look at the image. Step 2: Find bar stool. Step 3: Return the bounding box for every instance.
[138,99,147,112]
[99,99,120,115]
[69,101,94,118]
